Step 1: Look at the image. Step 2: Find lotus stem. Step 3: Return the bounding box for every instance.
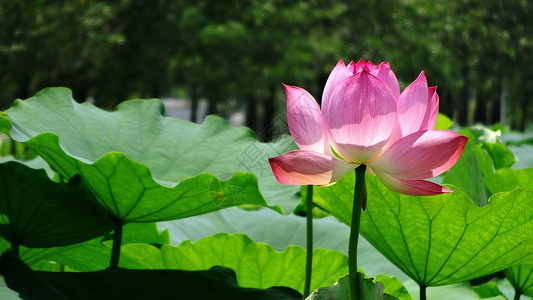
[304,185,314,298]
[108,218,123,269]
[514,287,521,300]
[420,283,427,300]
[349,165,366,300]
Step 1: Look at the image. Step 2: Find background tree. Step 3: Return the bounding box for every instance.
[1,0,531,130]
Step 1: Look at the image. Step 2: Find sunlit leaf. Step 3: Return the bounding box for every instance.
[504,265,533,298]
[480,142,516,170]
[375,275,413,300]
[305,274,397,300]
[471,281,508,299]
[160,233,348,293]
[312,172,533,286]
[442,144,493,206]
[26,231,346,294]
[443,128,517,206]
[435,113,453,130]
[1,88,300,221]
[159,207,408,281]
[486,168,533,194]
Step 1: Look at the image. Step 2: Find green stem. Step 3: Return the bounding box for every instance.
[420,283,427,300]
[514,287,521,300]
[303,185,314,298]
[108,218,123,269]
[349,165,366,300]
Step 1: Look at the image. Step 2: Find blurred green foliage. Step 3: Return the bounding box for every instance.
[0,0,531,133]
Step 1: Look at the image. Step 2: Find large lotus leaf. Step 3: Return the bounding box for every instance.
[0,221,169,273]
[401,280,508,300]
[160,233,348,294]
[442,144,493,206]
[471,281,508,299]
[305,274,398,300]
[27,232,348,294]
[504,265,533,298]
[76,153,273,222]
[480,141,516,170]
[161,207,350,251]
[459,126,516,170]
[374,275,413,300]
[442,128,517,206]
[0,155,54,179]
[0,161,112,248]
[18,222,170,272]
[486,168,533,194]
[0,251,302,300]
[1,88,300,220]
[159,207,408,281]
[311,172,533,286]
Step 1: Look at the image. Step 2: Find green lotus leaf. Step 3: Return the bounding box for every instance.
[442,144,493,206]
[0,161,112,248]
[486,168,533,194]
[0,251,302,300]
[28,232,349,294]
[159,207,408,281]
[435,113,453,130]
[1,88,300,221]
[471,281,507,299]
[160,233,348,294]
[312,172,533,286]
[443,128,517,207]
[480,141,516,170]
[505,265,533,298]
[460,127,516,169]
[305,274,398,300]
[374,275,413,300]
[16,221,170,272]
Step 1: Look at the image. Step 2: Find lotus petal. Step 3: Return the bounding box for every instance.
[325,71,397,163]
[269,150,356,186]
[374,171,452,196]
[396,72,429,136]
[322,60,353,114]
[420,86,439,131]
[369,130,468,180]
[370,62,401,99]
[284,84,331,155]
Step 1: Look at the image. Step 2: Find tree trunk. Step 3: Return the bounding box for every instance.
[245,95,258,134]
[467,89,477,126]
[189,84,199,123]
[206,97,217,116]
[519,93,528,131]
[456,87,468,125]
[499,78,507,127]
[261,86,277,142]
[474,92,486,124]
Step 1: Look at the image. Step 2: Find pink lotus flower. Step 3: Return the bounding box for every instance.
[269,59,467,196]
